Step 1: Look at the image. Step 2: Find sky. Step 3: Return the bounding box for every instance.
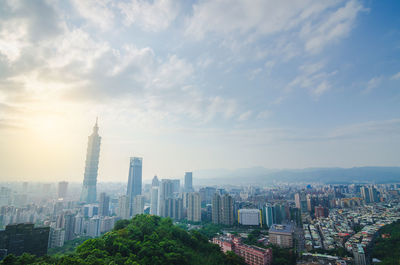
[0,0,399,183]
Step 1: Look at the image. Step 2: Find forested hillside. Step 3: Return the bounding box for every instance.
[0,215,245,265]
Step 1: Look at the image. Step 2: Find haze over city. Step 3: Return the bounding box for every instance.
[1,0,400,183]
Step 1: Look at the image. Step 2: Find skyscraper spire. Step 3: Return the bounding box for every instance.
[81,119,102,203]
[93,117,99,134]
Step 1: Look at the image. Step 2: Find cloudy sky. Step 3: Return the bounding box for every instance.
[0,0,399,182]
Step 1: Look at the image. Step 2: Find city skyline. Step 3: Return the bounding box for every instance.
[0,0,400,183]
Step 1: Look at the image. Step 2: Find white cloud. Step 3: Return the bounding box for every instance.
[0,20,28,62]
[256,110,272,120]
[301,0,365,53]
[238,110,252,121]
[391,71,400,80]
[71,0,115,31]
[287,62,336,97]
[118,0,179,32]
[363,76,382,94]
[186,0,365,55]
[151,55,193,90]
[312,81,330,97]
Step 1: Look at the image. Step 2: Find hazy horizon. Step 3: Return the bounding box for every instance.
[1,0,400,182]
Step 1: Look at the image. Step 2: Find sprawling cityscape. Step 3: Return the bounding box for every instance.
[0,121,399,265]
[1,0,400,265]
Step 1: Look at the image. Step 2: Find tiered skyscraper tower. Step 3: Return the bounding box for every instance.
[80,119,101,203]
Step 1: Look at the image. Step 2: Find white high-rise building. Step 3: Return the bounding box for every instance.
[49,228,65,248]
[187,192,201,222]
[87,216,101,237]
[74,213,84,235]
[118,195,130,220]
[150,187,159,215]
[158,179,174,216]
[132,195,144,216]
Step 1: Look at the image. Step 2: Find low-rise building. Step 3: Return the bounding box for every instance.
[269,223,294,248]
[213,235,273,265]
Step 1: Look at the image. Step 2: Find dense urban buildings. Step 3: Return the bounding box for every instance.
[80,119,101,203]
[1,149,400,264]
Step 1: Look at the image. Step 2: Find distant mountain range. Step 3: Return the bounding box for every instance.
[193,166,400,185]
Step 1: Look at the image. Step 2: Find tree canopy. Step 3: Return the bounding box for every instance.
[0,215,246,265]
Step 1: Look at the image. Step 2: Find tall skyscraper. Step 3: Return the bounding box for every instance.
[58,181,68,199]
[99,192,110,216]
[80,119,101,203]
[184,172,193,192]
[187,192,201,222]
[127,157,142,214]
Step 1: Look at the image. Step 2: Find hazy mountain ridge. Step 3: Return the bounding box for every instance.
[194,166,400,185]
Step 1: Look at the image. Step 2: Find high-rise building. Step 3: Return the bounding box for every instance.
[57,181,68,199]
[187,192,201,222]
[184,172,193,192]
[150,187,159,215]
[221,194,234,226]
[238,209,261,226]
[127,157,143,214]
[83,204,98,218]
[48,228,65,248]
[132,195,144,216]
[164,198,183,220]
[172,179,180,194]
[74,213,84,235]
[361,187,371,203]
[212,193,222,224]
[295,192,308,213]
[152,175,159,187]
[265,204,275,228]
[80,119,101,203]
[199,187,216,204]
[63,213,75,241]
[368,187,379,203]
[99,192,110,217]
[158,179,174,216]
[0,223,50,257]
[118,195,130,220]
[353,244,368,265]
[87,216,101,237]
